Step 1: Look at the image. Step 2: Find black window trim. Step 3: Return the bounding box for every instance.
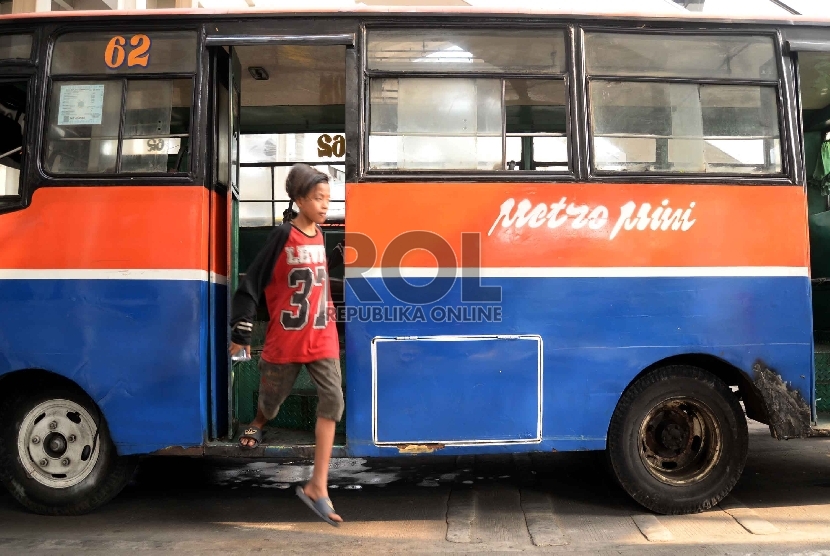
[579,26,796,185]
[37,24,202,186]
[11,16,802,188]
[361,23,577,182]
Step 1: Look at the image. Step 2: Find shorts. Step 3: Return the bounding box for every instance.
[257,357,344,422]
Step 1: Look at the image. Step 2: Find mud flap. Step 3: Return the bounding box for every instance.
[752,361,812,439]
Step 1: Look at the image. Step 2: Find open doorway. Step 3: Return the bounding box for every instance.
[798,51,830,414]
[228,43,348,447]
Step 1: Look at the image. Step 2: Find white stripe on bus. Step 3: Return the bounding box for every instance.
[0,267,808,281]
[209,271,228,285]
[345,266,810,279]
[0,269,220,282]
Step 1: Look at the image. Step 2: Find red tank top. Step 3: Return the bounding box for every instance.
[261,225,339,364]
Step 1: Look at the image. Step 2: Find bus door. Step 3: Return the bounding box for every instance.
[206,32,353,449]
[208,45,241,440]
[790,37,830,415]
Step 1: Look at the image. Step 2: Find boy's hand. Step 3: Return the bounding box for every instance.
[229,342,250,357]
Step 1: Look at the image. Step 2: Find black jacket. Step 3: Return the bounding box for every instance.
[230,222,292,346]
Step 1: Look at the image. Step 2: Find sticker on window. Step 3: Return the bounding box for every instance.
[58,84,105,126]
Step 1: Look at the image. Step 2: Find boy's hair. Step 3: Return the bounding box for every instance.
[285,163,329,202]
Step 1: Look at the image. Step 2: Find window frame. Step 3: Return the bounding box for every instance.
[39,26,201,184]
[580,27,794,184]
[44,73,196,177]
[361,24,577,182]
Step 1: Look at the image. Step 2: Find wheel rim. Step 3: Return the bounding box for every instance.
[638,397,723,486]
[17,399,101,489]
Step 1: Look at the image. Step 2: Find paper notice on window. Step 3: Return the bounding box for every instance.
[58,84,105,126]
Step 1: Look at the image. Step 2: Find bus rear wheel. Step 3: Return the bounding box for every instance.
[607,365,748,515]
[0,387,136,515]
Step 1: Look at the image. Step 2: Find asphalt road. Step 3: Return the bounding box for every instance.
[2,420,830,555]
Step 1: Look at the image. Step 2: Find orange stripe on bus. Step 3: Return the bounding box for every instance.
[0,186,209,271]
[345,183,809,269]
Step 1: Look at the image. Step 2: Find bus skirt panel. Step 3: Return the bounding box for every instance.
[0,276,209,456]
[344,275,813,457]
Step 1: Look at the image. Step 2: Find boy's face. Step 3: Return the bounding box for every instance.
[296,181,331,224]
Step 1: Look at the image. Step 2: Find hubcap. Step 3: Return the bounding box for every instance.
[638,398,722,486]
[17,400,101,489]
[44,432,68,458]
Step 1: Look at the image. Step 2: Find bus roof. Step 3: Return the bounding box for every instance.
[0,4,828,27]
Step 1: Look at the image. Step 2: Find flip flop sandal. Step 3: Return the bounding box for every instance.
[295,486,340,527]
[238,426,263,449]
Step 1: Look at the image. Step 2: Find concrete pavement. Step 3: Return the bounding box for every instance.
[1,420,830,554]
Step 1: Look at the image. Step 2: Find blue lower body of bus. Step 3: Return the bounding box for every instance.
[0,274,813,457]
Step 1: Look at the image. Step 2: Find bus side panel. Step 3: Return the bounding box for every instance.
[0,186,210,455]
[344,182,812,456]
[345,275,813,454]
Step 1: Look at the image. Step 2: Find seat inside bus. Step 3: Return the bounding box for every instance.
[800,52,830,414]
[231,44,347,444]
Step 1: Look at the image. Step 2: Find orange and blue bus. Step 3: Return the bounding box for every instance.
[0,5,828,516]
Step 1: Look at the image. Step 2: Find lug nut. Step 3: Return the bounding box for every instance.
[39,459,48,467]
[48,421,58,430]
[68,435,76,443]
[31,436,40,445]
[61,458,70,467]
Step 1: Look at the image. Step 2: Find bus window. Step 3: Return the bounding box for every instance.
[585,34,777,80]
[367,29,565,74]
[370,78,502,170]
[590,82,781,174]
[121,80,192,173]
[237,164,271,227]
[0,34,32,60]
[43,31,196,176]
[505,79,568,171]
[366,29,569,172]
[239,134,346,226]
[0,81,27,197]
[585,33,783,175]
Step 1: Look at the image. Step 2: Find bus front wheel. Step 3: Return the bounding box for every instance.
[0,387,136,515]
[607,365,748,515]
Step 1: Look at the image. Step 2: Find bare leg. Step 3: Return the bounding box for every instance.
[243,362,300,447]
[241,408,268,447]
[303,417,342,522]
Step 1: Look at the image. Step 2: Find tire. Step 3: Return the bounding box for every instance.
[0,387,137,515]
[607,365,748,515]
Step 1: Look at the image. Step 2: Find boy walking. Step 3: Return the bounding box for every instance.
[230,163,343,526]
